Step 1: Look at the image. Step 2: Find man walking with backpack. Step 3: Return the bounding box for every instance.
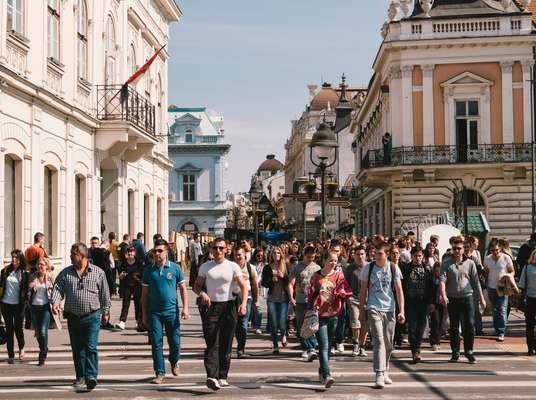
[359,242,405,389]
[233,248,259,358]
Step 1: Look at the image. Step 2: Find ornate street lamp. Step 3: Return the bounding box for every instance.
[309,119,339,240]
[249,178,262,245]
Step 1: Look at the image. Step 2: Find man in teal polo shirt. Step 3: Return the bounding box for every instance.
[141,239,189,384]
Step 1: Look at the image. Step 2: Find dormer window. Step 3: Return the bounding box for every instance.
[185,129,193,143]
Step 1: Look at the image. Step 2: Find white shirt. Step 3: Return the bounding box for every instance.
[198,259,242,302]
[484,253,513,290]
[2,271,21,305]
[32,282,49,306]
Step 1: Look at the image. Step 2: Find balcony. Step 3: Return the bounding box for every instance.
[362,143,532,169]
[95,85,158,158]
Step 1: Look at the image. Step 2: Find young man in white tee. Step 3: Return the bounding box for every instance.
[194,238,248,391]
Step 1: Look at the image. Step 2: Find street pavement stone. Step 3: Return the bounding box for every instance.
[0,296,534,399]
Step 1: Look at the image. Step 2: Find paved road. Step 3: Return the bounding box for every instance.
[1,297,534,400]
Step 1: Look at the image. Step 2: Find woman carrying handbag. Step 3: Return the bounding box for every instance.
[308,251,352,388]
[518,249,536,356]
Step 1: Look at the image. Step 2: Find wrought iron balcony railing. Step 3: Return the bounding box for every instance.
[362,143,532,169]
[97,85,155,136]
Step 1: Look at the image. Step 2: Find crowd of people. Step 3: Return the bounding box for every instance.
[1,229,536,392]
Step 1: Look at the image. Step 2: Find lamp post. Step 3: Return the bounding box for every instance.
[309,120,339,240]
[249,179,262,246]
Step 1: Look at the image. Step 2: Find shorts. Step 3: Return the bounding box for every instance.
[348,297,362,329]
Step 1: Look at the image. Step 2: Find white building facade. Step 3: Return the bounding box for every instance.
[168,107,230,236]
[0,0,180,266]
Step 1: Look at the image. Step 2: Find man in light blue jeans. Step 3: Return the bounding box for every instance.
[359,242,405,389]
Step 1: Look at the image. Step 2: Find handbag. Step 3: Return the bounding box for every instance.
[300,308,319,339]
[516,266,529,312]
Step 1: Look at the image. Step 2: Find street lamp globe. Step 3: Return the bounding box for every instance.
[309,120,338,161]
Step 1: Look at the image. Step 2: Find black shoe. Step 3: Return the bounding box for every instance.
[72,378,85,388]
[465,352,477,364]
[449,353,460,363]
[272,349,280,355]
[237,351,245,359]
[37,358,45,366]
[86,378,97,391]
[528,349,535,356]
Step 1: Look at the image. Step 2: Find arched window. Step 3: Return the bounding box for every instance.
[127,44,136,76]
[105,17,116,85]
[47,0,60,60]
[452,189,485,209]
[76,0,88,79]
[7,0,24,35]
[44,166,58,255]
[156,74,163,134]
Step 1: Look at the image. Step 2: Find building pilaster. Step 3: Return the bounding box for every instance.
[422,64,435,145]
[401,65,414,146]
[501,61,514,144]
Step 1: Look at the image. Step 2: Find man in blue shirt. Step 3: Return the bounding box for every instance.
[141,239,189,384]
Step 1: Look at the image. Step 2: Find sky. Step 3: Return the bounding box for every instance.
[168,0,388,193]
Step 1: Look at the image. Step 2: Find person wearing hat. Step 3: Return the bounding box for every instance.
[115,245,144,331]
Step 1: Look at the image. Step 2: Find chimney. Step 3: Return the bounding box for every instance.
[307,84,318,99]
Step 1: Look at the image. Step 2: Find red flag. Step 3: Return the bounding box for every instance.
[124,44,166,87]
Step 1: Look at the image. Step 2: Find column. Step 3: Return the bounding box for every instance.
[0,1,7,63]
[522,59,533,143]
[422,64,435,145]
[389,65,402,146]
[401,65,414,146]
[501,61,514,144]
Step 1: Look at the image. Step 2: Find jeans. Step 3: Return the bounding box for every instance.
[202,301,237,380]
[525,297,536,352]
[368,310,395,372]
[31,304,51,359]
[149,308,181,376]
[334,302,347,345]
[295,303,317,351]
[251,303,262,330]
[406,300,428,354]
[67,310,101,381]
[0,302,25,359]
[119,285,142,322]
[235,298,252,353]
[315,316,337,378]
[488,288,508,336]
[429,304,445,345]
[267,301,288,348]
[447,296,475,355]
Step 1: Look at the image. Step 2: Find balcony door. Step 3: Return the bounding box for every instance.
[455,100,479,162]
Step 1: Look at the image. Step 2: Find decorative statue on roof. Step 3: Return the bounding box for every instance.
[501,0,512,10]
[388,1,400,21]
[420,0,434,17]
[521,0,532,11]
[400,0,411,17]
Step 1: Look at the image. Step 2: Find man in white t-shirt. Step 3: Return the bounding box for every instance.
[484,242,514,342]
[193,238,248,391]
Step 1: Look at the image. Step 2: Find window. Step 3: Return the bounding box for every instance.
[455,100,479,162]
[47,0,60,60]
[4,156,16,256]
[105,17,116,84]
[156,198,162,234]
[185,132,193,143]
[75,176,81,242]
[44,166,57,255]
[74,176,86,243]
[144,194,150,239]
[127,45,136,76]
[76,0,88,79]
[128,190,135,236]
[183,175,196,201]
[6,0,23,34]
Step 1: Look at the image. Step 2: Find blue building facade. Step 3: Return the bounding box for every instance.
[167,107,230,235]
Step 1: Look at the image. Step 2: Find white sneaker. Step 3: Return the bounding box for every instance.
[115,321,125,330]
[374,372,385,389]
[384,372,393,385]
[352,344,359,356]
[307,349,318,362]
[301,350,309,359]
[324,375,334,388]
[497,334,505,342]
[432,344,441,352]
[218,379,229,387]
[330,347,336,356]
[336,343,345,353]
[358,347,368,357]
[206,378,221,391]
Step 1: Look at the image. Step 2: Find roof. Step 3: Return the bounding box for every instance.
[411,0,521,18]
[168,107,224,136]
[310,83,340,112]
[258,154,284,173]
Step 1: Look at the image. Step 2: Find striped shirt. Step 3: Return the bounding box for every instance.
[52,264,111,317]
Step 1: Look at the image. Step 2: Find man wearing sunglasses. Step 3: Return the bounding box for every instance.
[51,243,111,391]
[194,238,248,391]
[141,239,189,385]
[439,236,486,364]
